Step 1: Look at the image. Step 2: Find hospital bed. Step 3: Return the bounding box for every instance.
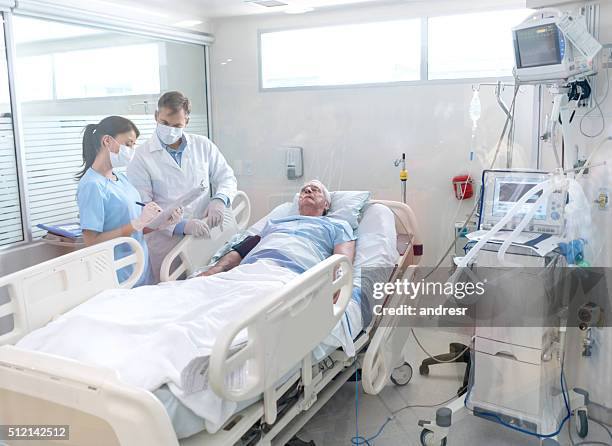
[0,194,422,446]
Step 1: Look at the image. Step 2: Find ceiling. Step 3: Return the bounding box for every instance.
[106,0,409,21]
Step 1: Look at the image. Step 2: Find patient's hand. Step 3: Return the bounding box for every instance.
[198,265,224,277]
[333,290,340,303]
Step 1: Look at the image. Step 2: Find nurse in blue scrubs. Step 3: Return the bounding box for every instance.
[76,116,181,286]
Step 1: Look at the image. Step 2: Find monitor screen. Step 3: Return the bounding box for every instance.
[492,179,546,220]
[515,23,561,68]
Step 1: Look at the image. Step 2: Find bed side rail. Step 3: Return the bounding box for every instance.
[209,254,353,424]
[160,191,251,282]
[361,200,424,395]
[362,265,419,394]
[0,345,178,446]
[0,237,143,346]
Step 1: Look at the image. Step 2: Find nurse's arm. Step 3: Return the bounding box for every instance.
[82,224,138,247]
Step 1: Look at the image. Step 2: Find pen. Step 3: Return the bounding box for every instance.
[135,201,146,207]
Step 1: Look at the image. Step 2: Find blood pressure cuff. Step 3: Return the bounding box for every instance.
[232,235,261,258]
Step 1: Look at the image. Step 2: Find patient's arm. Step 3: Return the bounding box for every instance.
[198,235,262,277]
[332,240,356,303]
[333,240,356,264]
[198,251,242,276]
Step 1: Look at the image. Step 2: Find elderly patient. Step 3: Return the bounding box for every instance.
[200,179,356,278]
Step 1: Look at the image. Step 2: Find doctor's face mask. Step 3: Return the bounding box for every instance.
[156,107,189,145]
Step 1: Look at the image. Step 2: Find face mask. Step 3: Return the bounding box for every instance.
[156,123,184,145]
[109,144,135,168]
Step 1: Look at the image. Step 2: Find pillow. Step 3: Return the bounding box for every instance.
[291,190,371,229]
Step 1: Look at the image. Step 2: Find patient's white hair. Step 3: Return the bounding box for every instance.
[304,179,331,206]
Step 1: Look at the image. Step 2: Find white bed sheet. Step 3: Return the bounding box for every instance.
[15,203,398,440]
[157,299,363,439]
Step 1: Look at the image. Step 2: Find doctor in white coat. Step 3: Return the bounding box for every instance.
[128,91,237,282]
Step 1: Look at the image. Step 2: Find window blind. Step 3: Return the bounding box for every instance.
[0,116,24,247]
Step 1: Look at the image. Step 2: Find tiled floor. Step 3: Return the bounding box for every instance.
[296,329,611,446]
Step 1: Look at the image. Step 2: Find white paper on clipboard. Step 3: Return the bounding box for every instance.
[148,182,208,229]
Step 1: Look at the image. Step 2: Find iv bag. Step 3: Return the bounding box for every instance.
[469,90,481,124]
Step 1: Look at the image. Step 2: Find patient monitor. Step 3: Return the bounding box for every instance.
[512,12,601,83]
[478,170,566,235]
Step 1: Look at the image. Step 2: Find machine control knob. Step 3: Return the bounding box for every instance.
[551,211,560,221]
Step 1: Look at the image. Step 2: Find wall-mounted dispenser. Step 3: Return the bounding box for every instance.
[286,147,303,180]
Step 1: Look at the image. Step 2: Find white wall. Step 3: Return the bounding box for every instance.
[209,0,535,266]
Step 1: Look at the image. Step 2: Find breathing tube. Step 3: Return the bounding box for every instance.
[454,170,591,271]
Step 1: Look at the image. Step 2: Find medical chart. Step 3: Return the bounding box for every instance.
[147,182,208,229]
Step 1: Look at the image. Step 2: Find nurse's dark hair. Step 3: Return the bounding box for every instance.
[76,116,140,179]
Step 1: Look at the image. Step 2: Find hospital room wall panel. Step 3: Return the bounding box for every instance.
[209,0,535,266]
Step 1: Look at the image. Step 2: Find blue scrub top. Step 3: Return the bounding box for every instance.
[77,168,153,286]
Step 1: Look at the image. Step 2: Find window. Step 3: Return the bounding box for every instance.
[0,15,24,248]
[54,44,160,99]
[428,9,533,80]
[260,20,421,89]
[16,55,54,102]
[16,46,160,101]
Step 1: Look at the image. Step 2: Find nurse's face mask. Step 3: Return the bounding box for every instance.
[105,134,135,169]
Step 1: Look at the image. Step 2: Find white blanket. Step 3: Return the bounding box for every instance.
[16,260,356,429]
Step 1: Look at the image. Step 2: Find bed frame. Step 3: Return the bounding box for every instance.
[160,191,251,282]
[0,198,422,446]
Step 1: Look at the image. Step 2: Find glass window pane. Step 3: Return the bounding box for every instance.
[428,9,533,80]
[261,20,421,88]
[13,16,209,239]
[0,13,24,248]
[16,55,54,102]
[54,44,160,99]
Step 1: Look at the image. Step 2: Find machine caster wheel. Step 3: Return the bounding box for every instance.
[420,429,447,446]
[419,364,429,376]
[575,409,588,438]
[391,362,413,386]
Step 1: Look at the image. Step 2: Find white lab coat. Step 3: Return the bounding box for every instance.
[128,132,237,283]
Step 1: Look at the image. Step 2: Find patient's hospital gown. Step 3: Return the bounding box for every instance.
[242,215,356,272]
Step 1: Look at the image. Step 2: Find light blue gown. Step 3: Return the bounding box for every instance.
[77,168,153,286]
[241,215,355,273]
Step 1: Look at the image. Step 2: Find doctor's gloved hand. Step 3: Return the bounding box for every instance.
[131,202,162,231]
[204,199,225,230]
[184,219,211,238]
[157,206,184,230]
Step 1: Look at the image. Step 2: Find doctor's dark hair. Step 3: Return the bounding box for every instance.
[76,116,140,179]
[157,91,191,116]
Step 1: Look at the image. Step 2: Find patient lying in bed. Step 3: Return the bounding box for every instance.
[16,179,361,436]
[199,179,356,278]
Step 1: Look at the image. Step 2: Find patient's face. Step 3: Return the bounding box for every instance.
[298,183,329,217]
